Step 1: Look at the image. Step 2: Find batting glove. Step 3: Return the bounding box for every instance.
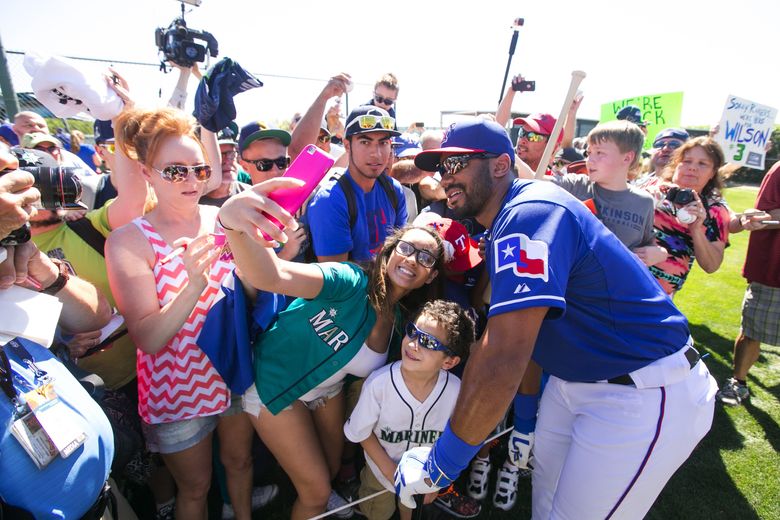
[508,430,535,469]
[393,447,443,509]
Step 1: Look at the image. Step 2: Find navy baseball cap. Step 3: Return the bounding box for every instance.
[653,128,690,147]
[238,121,291,153]
[392,133,422,158]
[616,105,647,127]
[94,119,114,144]
[344,105,401,138]
[414,119,515,172]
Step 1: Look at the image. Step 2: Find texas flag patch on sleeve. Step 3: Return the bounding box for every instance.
[493,233,549,282]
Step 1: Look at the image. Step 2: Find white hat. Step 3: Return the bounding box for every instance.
[23,52,124,120]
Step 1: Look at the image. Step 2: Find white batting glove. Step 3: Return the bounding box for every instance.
[393,447,442,509]
[508,430,535,469]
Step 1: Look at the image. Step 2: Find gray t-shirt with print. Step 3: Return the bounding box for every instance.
[553,174,655,249]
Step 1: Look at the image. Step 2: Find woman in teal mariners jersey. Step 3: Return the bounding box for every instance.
[218,177,445,520]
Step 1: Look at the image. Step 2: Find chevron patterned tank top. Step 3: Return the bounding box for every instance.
[133,217,232,424]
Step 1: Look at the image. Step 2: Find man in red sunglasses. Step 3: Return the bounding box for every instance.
[512,113,563,174]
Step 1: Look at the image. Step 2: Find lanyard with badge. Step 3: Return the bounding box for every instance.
[1,340,87,468]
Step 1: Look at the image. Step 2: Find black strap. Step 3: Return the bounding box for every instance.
[376,173,399,212]
[66,218,106,257]
[337,173,400,230]
[337,174,358,229]
[0,347,16,402]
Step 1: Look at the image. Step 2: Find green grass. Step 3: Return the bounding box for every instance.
[249,186,780,519]
[649,186,780,520]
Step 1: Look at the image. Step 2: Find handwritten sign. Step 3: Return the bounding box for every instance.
[600,92,684,149]
[715,95,777,170]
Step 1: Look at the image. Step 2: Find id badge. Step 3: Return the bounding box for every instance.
[10,410,59,468]
[24,382,87,458]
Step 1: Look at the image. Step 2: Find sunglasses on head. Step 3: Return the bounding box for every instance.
[243,156,291,172]
[653,139,684,150]
[153,164,212,183]
[516,127,549,143]
[437,153,499,176]
[347,114,396,132]
[405,322,454,356]
[395,239,438,268]
[373,93,396,106]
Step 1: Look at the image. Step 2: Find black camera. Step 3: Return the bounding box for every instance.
[665,187,695,206]
[155,17,218,68]
[0,148,85,246]
[512,78,536,92]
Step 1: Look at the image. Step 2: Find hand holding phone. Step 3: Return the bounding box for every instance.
[261,145,335,240]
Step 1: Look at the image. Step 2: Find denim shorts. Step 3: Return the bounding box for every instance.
[142,394,242,454]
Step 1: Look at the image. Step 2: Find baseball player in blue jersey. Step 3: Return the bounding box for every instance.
[393,119,717,519]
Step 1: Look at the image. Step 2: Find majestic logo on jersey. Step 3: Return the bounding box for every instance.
[309,308,350,351]
[494,233,548,282]
[514,283,531,294]
[379,427,443,444]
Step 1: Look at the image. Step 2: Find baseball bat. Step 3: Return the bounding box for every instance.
[533,70,586,179]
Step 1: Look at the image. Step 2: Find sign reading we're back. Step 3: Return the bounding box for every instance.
[715,95,777,170]
[600,92,683,150]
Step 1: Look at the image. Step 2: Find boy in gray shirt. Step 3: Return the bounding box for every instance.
[552,121,664,265]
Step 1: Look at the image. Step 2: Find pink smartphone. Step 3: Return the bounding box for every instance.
[262,144,335,239]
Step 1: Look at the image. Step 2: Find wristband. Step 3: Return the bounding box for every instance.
[513,392,539,434]
[40,258,70,295]
[425,421,481,487]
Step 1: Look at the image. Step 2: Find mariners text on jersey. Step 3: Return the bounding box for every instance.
[309,308,351,351]
[379,427,443,445]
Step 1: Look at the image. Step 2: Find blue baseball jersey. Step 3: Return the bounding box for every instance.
[487,180,690,382]
[307,171,408,262]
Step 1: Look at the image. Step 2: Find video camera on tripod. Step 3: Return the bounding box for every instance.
[154,0,218,68]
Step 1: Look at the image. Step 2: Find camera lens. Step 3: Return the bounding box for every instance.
[23,166,84,210]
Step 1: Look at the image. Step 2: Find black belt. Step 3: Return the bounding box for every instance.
[607,347,700,386]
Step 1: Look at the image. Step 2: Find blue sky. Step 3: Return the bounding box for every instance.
[2,0,778,129]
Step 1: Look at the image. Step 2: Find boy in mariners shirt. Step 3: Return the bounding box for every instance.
[344,300,476,519]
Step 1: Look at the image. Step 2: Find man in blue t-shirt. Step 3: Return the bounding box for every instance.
[307,105,407,262]
[394,119,717,519]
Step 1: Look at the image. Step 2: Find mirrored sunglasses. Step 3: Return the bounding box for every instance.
[244,156,291,172]
[653,139,684,150]
[405,322,454,355]
[395,239,438,268]
[347,114,396,132]
[153,164,212,183]
[437,153,498,176]
[516,127,549,143]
